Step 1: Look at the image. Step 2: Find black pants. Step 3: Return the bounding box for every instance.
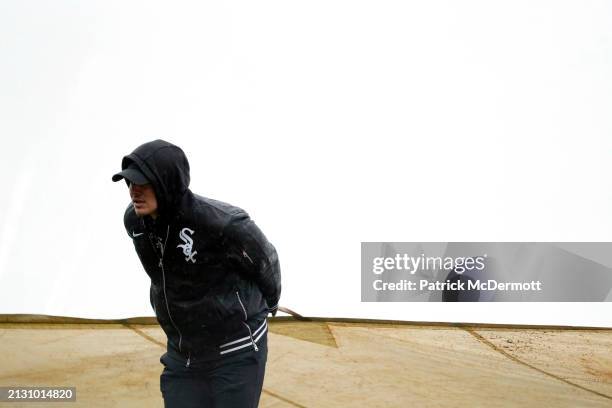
[160,334,267,408]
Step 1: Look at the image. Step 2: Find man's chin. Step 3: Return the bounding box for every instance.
[134,207,150,217]
[134,208,158,219]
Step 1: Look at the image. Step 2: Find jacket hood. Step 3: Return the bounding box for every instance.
[119,139,191,218]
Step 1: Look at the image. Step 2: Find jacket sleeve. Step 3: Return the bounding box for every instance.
[224,211,281,316]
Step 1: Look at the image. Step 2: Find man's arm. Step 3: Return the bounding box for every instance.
[224,211,281,316]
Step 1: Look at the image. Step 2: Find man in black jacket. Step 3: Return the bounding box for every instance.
[112,139,281,407]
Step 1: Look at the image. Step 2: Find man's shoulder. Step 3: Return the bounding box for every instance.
[181,193,247,228]
[193,194,245,216]
[122,203,142,235]
[123,203,138,226]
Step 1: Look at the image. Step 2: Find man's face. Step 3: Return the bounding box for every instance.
[129,182,158,218]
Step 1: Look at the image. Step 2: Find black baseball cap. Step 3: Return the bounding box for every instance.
[112,162,149,185]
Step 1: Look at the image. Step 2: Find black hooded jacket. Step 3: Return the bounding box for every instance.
[119,140,281,365]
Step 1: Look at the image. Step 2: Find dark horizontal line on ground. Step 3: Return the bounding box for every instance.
[0,314,610,331]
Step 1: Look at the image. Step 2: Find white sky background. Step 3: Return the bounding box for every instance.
[1,1,611,327]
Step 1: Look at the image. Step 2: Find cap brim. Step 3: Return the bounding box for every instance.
[112,168,149,185]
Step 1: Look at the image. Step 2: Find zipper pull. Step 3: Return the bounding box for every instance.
[186,354,191,368]
[241,321,259,352]
[158,259,163,268]
[242,249,254,264]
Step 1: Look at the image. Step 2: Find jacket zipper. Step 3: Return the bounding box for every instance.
[158,225,187,364]
[236,291,258,352]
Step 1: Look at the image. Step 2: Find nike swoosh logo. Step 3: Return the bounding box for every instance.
[132,231,144,238]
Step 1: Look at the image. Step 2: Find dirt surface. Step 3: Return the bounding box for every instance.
[0,317,610,407]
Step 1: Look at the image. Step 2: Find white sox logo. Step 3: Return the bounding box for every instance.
[177,227,197,263]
